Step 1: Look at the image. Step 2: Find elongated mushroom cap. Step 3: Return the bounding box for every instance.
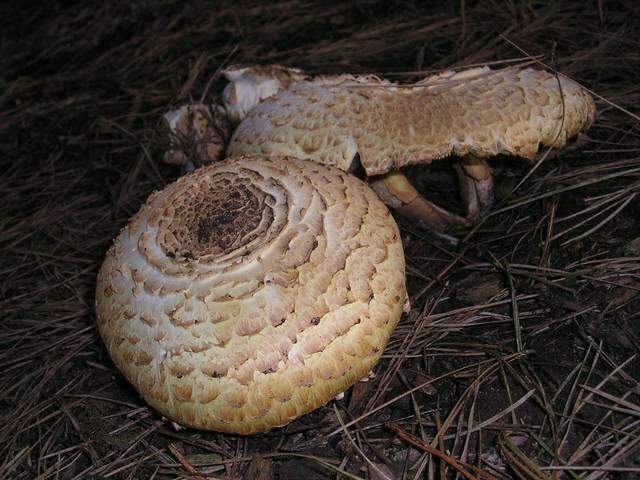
[227,67,596,175]
[96,156,406,434]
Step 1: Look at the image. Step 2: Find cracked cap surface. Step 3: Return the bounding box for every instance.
[227,66,596,175]
[95,156,406,434]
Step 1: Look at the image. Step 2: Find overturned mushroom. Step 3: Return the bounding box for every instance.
[227,66,596,231]
[96,156,406,434]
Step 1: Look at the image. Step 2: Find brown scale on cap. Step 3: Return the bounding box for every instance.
[165,178,268,257]
[96,156,406,434]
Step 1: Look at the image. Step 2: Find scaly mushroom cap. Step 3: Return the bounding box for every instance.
[95,156,406,434]
[227,67,596,175]
[162,104,231,166]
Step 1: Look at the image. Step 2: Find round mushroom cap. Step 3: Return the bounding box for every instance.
[95,156,406,434]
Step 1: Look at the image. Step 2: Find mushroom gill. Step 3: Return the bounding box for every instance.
[95,156,406,434]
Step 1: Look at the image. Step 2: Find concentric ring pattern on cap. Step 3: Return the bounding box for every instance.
[96,156,406,434]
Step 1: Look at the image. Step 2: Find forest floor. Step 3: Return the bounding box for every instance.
[1,1,640,479]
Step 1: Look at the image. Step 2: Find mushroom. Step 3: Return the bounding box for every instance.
[227,66,597,231]
[96,155,406,434]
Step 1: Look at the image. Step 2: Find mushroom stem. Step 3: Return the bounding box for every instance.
[370,171,470,231]
[456,156,494,221]
[371,158,494,232]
